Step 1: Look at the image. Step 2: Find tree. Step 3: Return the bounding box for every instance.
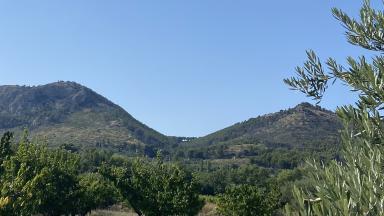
[0,136,80,215]
[217,184,281,216]
[0,132,12,160]
[102,155,204,216]
[0,133,129,215]
[0,132,12,175]
[130,157,204,216]
[284,0,384,214]
[0,134,124,215]
[76,173,120,215]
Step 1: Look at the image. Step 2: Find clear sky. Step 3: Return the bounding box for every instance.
[0,1,378,137]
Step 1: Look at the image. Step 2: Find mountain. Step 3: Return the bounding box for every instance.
[0,81,342,165]
[176,103,342,169]
[0,81,174,155]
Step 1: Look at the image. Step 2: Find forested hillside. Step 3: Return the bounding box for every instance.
[175,102,341,169]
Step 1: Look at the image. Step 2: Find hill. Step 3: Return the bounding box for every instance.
[175,103,342,169]
[0,81,175,155]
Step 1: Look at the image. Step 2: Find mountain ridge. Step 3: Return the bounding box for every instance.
[0,81,342,163]
[175,102,341,168]
[0,81,174,155]
[185,102,340,146]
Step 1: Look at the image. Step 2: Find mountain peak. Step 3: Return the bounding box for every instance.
[45,80,84,88]
[294,102,316,109]
[180,102,341,169]
[0,81,114,128]
[38,81,92,96]
[186,102,341,151]
[0,82,171,153]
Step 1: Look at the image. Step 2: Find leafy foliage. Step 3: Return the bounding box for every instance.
[217,184,281,216]
[102,154,204,216]
[0,133,124,215]
[284,0,384,215]
[77,173,120,215]
[196,165,271,195]
[0,134,80,215]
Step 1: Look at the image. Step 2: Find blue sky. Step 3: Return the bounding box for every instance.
[0,1,378,136]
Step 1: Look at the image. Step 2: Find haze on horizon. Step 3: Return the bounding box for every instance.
[0,1,377,137]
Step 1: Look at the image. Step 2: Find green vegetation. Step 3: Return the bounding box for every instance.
[183,103,339,150]
[77,173,120,215]
[2,2,381,214]
[0,84,342,215]
[217,184,281,216]
[284,0,384,214]
[0,81,345,215]
[0,133,81,215]
[0,131,293,215]
[175,103,341,170]
[99,154,204,215]
[128,157,203,215]
[0,81,342,165]
[0,132,205,215]
[195,165,271,195]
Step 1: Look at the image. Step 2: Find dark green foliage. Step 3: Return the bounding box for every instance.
[25,166,79,215]
[196,165,271,195]
[98,161,133,207]
[129,157,204,215]
[77,173,120,215]
[0,134,125,215]
[101,155,204,216]
[0,132,12,160]
[60,143,80,153]
[79,148,113,172]
[274,167,316,210]
[217,184,281,216]
[0,132,12,175]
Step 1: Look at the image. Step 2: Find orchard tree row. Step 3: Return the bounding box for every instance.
[0,131,283,216]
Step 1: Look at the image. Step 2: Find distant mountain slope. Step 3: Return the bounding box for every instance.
[0,81,173,154]
[177,103,342,168]
[190,103,340,148]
